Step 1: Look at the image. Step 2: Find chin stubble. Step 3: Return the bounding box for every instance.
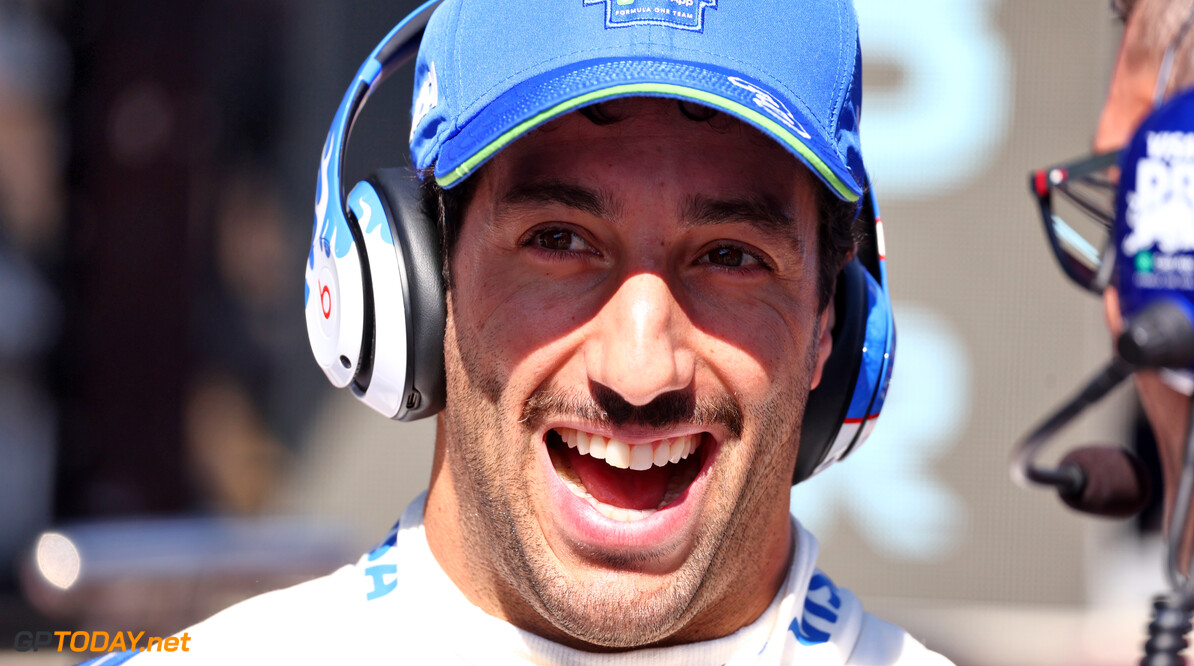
[440,299,820,648]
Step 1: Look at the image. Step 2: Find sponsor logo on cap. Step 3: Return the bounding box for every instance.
[583,0,716,32]
[727,76,812,140]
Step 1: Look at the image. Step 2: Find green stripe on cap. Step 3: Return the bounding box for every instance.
[436,82,860,202]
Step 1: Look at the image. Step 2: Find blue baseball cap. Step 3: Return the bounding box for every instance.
[408,0,866,202]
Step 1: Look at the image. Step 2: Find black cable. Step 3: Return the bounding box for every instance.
[1010,358,1134,492]
[1167,398,1194,593]
[1142,593,1193,666]
[1141,398,1194,665]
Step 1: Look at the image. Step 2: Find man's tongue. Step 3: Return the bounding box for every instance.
[565,446,672,510]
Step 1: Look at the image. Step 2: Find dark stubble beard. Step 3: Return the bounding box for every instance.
[439,307,819,648]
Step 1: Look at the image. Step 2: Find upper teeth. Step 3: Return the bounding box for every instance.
[558,428,699,470]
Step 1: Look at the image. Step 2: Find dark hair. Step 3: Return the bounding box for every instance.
[420,101,862,312]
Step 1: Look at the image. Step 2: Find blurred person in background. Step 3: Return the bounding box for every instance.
[80,0,954,663]
[1068,0,1194,561]
[1023,1,1194,659]
[0,0,67,596]
[5,0,338,644]
[53,0,315,519]
[1098,0,1194,560]
[1027,0,1194,542]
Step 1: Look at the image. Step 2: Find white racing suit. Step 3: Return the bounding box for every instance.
[79,493,953,665]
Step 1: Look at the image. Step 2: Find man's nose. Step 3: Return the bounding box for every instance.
[584,273,695,406]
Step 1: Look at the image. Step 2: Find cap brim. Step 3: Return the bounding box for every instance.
[434,58,862,202]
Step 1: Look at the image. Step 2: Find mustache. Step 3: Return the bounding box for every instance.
[521,383,743,439]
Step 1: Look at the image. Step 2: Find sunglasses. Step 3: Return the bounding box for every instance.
[1029,1,1194,293]
[1028,150,1120,293]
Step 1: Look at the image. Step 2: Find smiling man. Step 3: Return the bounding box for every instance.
[87,1,952,664]
[425,97,838,650]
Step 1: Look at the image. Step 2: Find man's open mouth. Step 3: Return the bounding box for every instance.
[546,428,707,522]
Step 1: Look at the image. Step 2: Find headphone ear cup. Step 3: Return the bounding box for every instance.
[793,257,896,484]
[794,261,868,484]
[305,145,369,389]
[367,168,446,420]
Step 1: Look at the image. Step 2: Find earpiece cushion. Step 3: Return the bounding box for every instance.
[368,168,446,420]
[793,259,869,484]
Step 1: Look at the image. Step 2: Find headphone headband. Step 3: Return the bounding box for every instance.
[322,0,442,231]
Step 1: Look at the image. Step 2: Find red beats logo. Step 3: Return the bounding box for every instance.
[319,281,332,320]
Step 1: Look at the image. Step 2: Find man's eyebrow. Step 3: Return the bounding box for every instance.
[679,193,798,236]
[499,180,619,219]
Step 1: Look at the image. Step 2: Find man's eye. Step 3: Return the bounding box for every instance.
[535,228,590,252]
[701,245,760,268]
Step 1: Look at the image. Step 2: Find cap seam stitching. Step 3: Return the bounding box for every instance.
[828,1,851,161]
[838,51,857,172]
[451,0,464,138]
[827,0,846,136]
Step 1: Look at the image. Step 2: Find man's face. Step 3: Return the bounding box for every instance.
[1095,2,1162,154]
[425,98,833,648]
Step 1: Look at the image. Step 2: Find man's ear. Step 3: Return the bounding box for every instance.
[809,298,835,391]
[1104,285,1125,340]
